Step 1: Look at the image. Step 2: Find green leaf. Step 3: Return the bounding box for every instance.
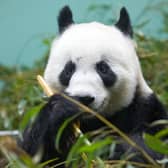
[39,158,58,167]
[55,113,80,152]
[66,134,88,167]
[78,137,112,153]
[155,128,168,138]
[55,117,74,152]
[144,133,168,155]
[19,103,44,131]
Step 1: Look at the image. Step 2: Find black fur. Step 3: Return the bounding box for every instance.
[59,61,76,86]
[58,6,74,33]
[96,61,117,87]
[20,91,167,166]
[115,7,133,37]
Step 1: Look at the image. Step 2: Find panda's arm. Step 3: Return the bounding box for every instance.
[130,93,167,134]
[20,94,79,161]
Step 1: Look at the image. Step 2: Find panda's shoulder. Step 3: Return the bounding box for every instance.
[109,92,167,133]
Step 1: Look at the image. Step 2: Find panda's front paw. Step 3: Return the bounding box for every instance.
[47,94,80,125]
[44,94,80,154]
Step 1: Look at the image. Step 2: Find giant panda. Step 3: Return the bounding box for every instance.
[20,6,167,166]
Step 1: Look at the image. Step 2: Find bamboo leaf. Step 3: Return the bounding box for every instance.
[144,133,168,155]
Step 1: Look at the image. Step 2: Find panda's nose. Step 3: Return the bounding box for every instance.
[76,96,95,106]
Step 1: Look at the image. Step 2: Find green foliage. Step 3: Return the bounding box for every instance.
[144,132,168,155]
[66,134,113,168]
[137,36,168,107]
[0,39,52,130]
[0,63,44,130]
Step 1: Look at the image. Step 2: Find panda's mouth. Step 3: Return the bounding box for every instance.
[78,98,108,119]
[89,98,108,113]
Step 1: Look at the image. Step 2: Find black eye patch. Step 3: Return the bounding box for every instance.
[59,61,76,86]
[96,61,117,87]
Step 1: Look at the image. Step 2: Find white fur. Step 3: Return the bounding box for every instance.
[44,22,152,115]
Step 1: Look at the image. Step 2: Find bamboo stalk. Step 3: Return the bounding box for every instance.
[37,75,55,97]
[37,75,159,167]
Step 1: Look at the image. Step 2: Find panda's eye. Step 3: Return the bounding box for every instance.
[96,61,109,74]
[96,61,117,87]
[59,61,76,86]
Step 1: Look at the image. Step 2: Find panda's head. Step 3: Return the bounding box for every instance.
[44,6,152,115]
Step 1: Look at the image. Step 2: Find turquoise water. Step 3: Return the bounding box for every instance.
[0,0,166,67]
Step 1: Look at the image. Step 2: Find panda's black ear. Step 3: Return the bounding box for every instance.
[115,7,133,38]
[58,6,74,33]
